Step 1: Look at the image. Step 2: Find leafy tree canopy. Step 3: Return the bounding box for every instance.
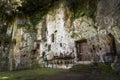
[0,0,22,25]
[19,0,98,26]
[0,0,99,26]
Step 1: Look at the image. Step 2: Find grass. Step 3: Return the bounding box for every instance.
[70,64,94,72]
[0,63,119,80]
[0,68,65,80]
[70,63,120,80]
[70,63,115,73]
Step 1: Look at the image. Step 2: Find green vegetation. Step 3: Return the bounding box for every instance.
[0,63,119,80]
[70,63,120,80]
[67,0,98,20]
[70,32,78,38]
[70,64,94,72]
[20,0,99,26]
[0,57,8,62]
[0,0,99,30]
[70,63,117,73]
[97,63,114,73]
[21,0,63,26]
[0,68,64,80]
[17,24,36,32]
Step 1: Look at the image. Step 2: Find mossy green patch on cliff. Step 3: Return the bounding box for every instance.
[28,0,99,26]
[30,0,64,26]
[17,24,36,32]
[30,11,44,27]
[70,32,78,38]
[67,0,99,21]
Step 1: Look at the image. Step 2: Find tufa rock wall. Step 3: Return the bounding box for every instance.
[36,1,120,68]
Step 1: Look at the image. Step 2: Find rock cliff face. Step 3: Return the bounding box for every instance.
[36,0,120,68]
[8,27,35,70]
[96,0,120,54]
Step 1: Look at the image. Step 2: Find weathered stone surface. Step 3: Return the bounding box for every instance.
[35,1,120,68]
[0,0,120,71]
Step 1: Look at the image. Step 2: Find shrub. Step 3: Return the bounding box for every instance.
[70,64,94,72]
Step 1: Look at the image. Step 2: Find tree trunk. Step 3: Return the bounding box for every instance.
[8,20,17,71]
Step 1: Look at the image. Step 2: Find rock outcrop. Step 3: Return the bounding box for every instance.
[35,0,120,68]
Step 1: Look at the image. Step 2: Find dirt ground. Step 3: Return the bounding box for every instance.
[33,71,119,80]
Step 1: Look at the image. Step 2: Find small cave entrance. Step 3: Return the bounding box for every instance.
[75,39,91,61]
[106,34,117,56]
[100,34,117,63]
